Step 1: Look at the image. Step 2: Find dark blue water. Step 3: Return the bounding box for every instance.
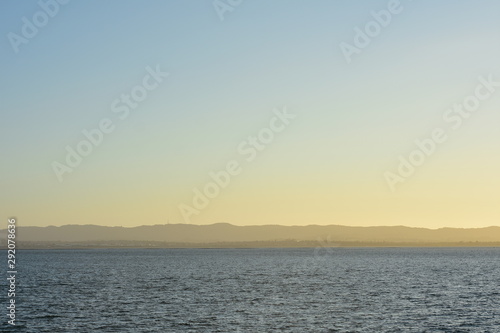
[2,248,499,332]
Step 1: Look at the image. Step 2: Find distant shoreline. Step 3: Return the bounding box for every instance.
[4,223,500,247]
[8,240,500,250]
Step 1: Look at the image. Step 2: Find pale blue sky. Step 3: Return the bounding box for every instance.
[1,0,500,227]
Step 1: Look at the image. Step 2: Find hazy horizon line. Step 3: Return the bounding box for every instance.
[11,222,500,231]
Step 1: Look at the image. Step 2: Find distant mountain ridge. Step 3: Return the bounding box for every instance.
[5,223,500,244]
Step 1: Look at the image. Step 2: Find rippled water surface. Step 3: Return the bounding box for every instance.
[3,248,500,332]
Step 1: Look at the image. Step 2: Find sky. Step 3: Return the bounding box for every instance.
[1,0,500,228]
